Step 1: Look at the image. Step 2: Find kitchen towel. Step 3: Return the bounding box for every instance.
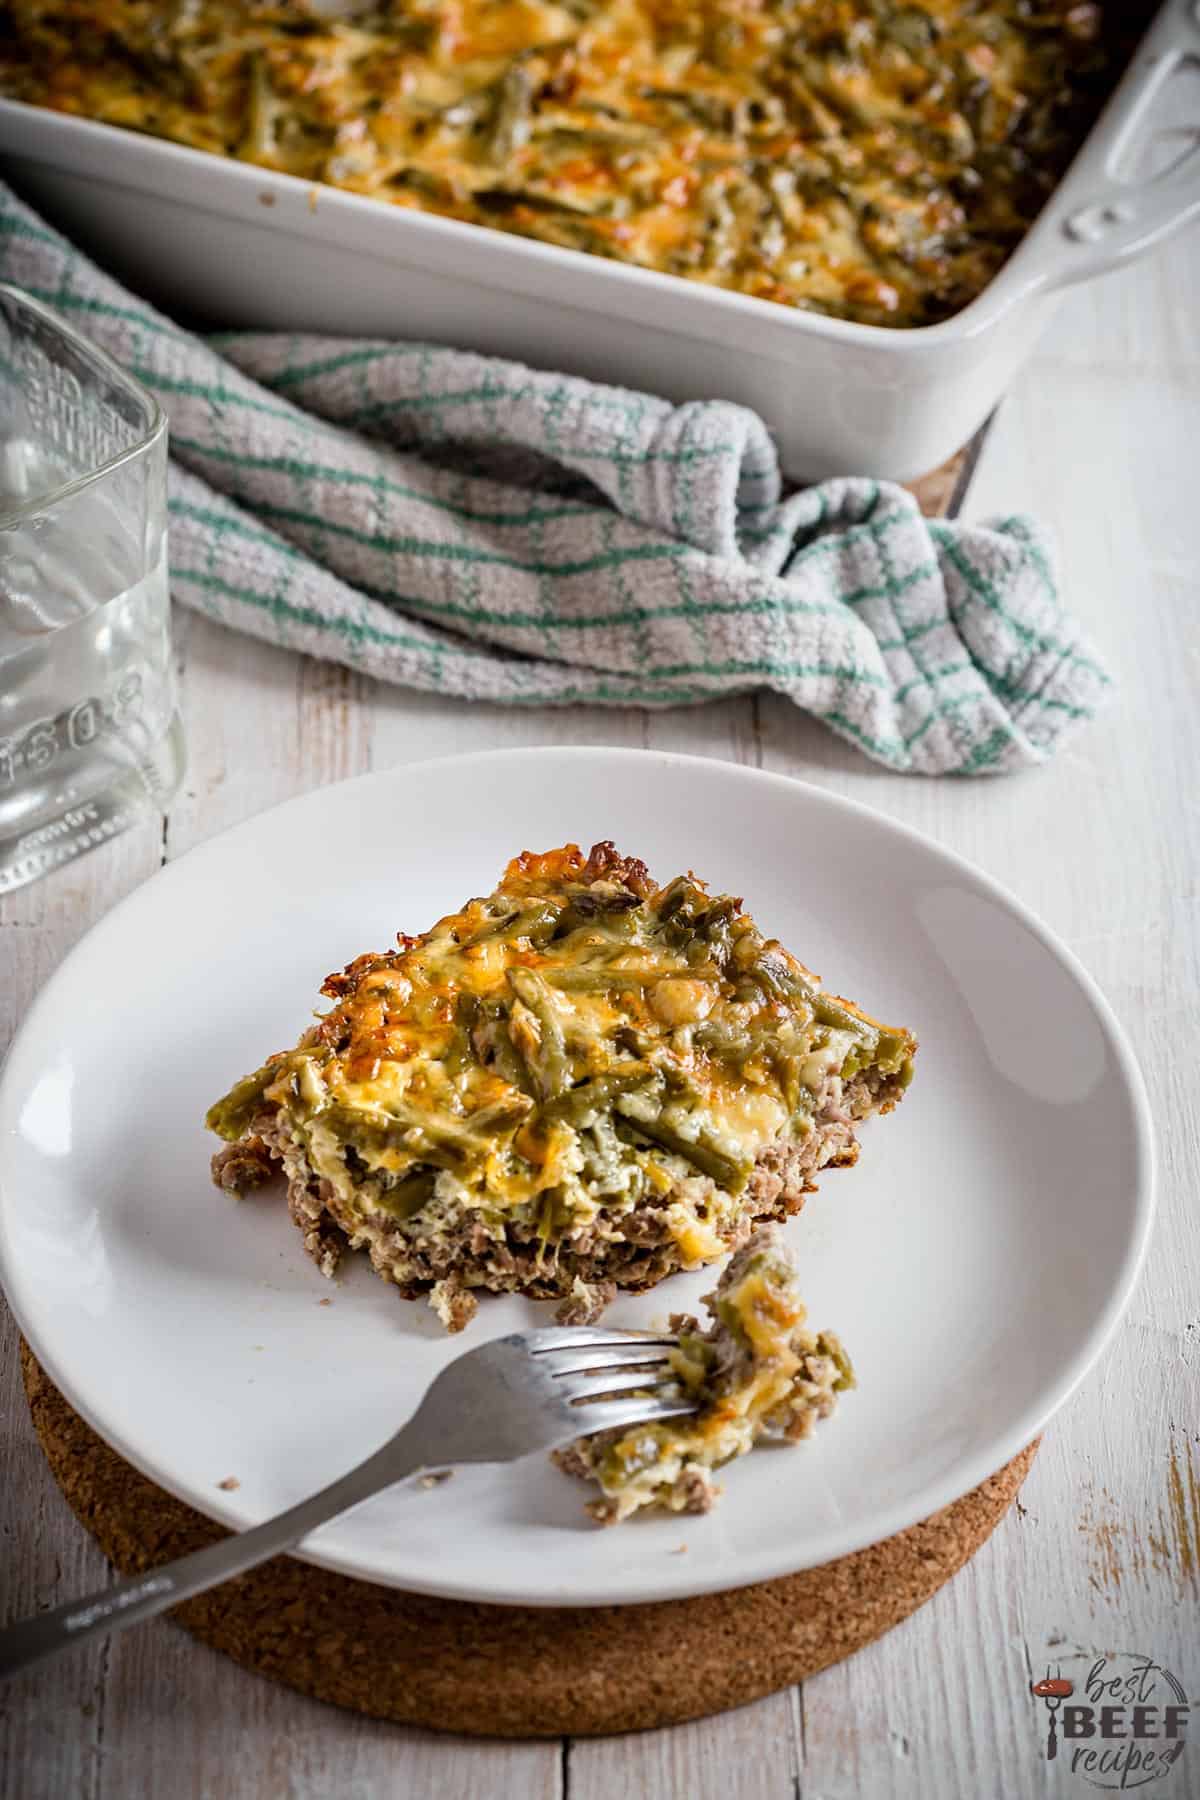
[0,183,1111,774]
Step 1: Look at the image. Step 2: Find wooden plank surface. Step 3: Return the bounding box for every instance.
[3,219,1199,1798]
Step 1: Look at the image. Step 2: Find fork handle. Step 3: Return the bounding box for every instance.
[0,1430,429,1681]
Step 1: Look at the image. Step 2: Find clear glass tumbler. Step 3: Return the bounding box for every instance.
[0,283,184,896]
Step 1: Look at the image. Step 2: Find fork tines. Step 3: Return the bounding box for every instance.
[523,1326,695,1428]
[525,1326,677,1352]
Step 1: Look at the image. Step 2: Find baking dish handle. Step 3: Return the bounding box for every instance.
[1030,0,1200,293]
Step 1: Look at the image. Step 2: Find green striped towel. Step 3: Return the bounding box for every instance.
[0,183,1111,774]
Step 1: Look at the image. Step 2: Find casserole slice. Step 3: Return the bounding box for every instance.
[555,1225,852,1522]
[207,842,914,1331]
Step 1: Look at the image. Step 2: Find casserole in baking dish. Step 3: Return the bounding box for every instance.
[0,0,1132,330]
[0,0,1197,477]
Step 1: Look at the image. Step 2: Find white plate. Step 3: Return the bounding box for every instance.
[0,748,1154,1607]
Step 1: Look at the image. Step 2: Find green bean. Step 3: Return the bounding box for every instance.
[547,926,640,962]
[464,1091,535,1135]
[508,968,571,1099]
[747,948,818,1016]
[439,1037,472,1080]
[698,894,741,933]
[702,185,741,271]
[461,900,560,947]
[570,98,627,118]
[441,1001,480,1079]
[838,1039,871,1081]
[520,902,565,946]
[639,87,733,130]
[395,1128,476,1173]
[653,882,744,966]
[239,54,282,161]
[753,957,794,1003]
[614,1107,750,1193]
[375,1168,437,1221]
[483,1015,538,1095]
[551,885,642,936]
[490,63,534,164]
[477,185,617,218]
[324,1101,489,1173]
[782,73,844,141]
[788,54,880,131]
[533,121,651,148]
[387,167,446,200]
[813,992,879,1041]
[653,875,704,923]
[542,1061,659,1125]
[661,1064,707,1109]
[775,1051,803,1115]
[535,1187,575,1243]
[872,1026,914,1080]
[691,1019,750,1060]
[672,1330,717,1394]
[205,1061,277,1140]
[544,964,652,992]
[788,1085,817,1135]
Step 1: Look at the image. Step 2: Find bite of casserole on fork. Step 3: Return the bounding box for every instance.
[556,1225,853,1523]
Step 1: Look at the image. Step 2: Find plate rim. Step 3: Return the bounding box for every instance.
[0,746,1157,1606]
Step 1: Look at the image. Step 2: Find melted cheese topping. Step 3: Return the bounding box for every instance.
[1,0,1124,326]
[207,841,914,1253]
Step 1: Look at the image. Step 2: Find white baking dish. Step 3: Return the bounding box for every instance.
[1,0,1198,480]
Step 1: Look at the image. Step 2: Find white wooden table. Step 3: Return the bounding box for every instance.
[3,227,1198,1799]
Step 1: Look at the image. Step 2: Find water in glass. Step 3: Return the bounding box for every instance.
[0,286,183,894]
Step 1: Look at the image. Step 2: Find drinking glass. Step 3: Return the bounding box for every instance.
[0,283,184,896]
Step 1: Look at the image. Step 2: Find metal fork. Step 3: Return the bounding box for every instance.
[0,1327,690,1679]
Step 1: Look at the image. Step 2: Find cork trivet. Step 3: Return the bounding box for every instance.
[22,1343,1035,1737]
